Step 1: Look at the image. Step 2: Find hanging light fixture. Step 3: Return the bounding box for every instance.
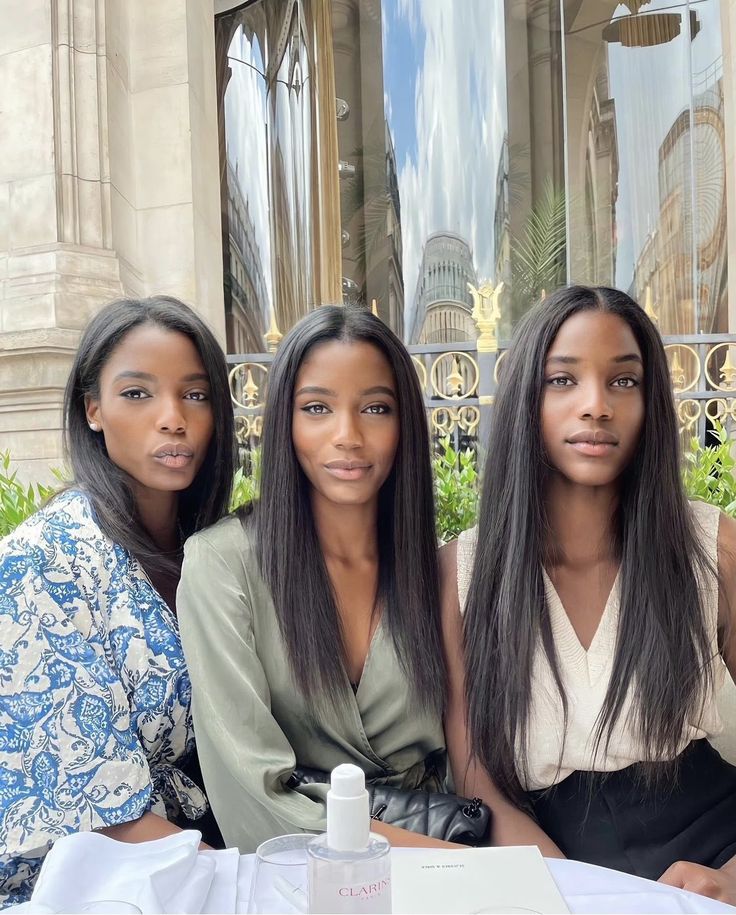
[602,9,700,47]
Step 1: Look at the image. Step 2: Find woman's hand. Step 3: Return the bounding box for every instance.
[659,859,736,905]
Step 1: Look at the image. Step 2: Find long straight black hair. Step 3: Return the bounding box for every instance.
[64,295,235,578]
[248,304,446,712]
[463,285,713,803]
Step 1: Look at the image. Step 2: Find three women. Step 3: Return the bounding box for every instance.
[3,286,735,906]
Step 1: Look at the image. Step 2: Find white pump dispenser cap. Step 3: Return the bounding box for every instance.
[326,763,370,851]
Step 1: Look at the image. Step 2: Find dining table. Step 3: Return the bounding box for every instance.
[9,833,736,914]
[238,848,736,914]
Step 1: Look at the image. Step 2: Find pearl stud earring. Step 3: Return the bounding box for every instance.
[89,422,101,432]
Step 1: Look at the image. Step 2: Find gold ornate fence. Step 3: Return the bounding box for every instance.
[229,335,736,455]
[228,281,736,454]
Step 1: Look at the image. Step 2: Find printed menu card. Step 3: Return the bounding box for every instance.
[391,846,570,914]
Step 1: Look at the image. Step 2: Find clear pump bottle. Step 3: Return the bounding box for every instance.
[307,764,391,914]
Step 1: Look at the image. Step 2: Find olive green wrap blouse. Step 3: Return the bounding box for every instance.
[177,514,446,852]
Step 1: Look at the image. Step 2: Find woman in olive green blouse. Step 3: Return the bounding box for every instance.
[177,305,448,852]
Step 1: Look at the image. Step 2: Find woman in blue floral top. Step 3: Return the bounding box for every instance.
[0,296,234,906]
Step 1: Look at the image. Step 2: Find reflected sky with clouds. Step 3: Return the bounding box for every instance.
[381,0,508,333]
[225,27,273,317]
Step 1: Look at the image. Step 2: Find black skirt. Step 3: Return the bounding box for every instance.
[527,739,736,881]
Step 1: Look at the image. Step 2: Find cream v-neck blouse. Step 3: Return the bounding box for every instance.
[177,514,446,852]
[457,500,727,791]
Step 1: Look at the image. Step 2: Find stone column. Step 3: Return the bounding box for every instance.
[0,0,124,482]
[1,0,226,482]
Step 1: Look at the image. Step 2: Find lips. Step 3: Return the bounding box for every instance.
[565,429,619,457]
[566,429,619,445]
[153,443,194,469]
[324,459,372,481]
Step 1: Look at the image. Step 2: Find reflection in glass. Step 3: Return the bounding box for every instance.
[216,0,342,352]
[564,0,728,333]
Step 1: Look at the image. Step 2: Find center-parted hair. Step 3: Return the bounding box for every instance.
[247,304,446,712]
[463,285,713,803]
[64,295,235,579]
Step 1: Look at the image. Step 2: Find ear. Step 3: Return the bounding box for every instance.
[84,394,102,433]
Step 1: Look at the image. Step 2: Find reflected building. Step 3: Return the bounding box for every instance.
[565,26,619,287]
[410,233,478,345]
[383,122,404,337]
[493,135,511,291]
[225,162,269,353]
[633,67,727,333]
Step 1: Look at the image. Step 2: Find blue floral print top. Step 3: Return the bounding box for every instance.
[0,490,206,907]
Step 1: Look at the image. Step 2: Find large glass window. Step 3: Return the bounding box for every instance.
[216,0,730,349]
[563,0,728,333]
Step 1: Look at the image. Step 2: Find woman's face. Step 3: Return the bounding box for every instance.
[292,339,400,509]
[85,324,215,500]
[540,310,645,489]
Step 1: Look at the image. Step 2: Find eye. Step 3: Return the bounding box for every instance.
[184,390,209,401]
[363,403,392,415]
[120,388,150,400]
[301,403,330,415]
[546,376,574,387]
[612,377,640,388]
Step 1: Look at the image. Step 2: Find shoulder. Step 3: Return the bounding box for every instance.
[182,511,260,593]
[438,539,462,634]
[0,488,110,563]
[184,511,253,563]
[715,506,736,577]
[687,499,731,561]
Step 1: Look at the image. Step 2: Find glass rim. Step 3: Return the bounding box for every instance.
[254,831,321,864]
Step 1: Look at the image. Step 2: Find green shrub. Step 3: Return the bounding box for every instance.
[433,437,479,542]
[230,447,262,512]
[0,451,57,539]
[683,420,736,516]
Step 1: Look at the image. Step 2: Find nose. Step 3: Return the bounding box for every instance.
[157,396,186,434]
[579,381,613,421]
[333,409,363,450]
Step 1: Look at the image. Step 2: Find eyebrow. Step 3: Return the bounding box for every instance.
[546,354,643,365]
[112,370,210,383]
[294,384,397,398]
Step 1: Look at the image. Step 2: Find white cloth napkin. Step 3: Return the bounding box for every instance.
[29,830,238,914]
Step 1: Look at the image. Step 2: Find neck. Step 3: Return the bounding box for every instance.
[544,474,619,568]
[310,491,379,563]
[133,487,180,553]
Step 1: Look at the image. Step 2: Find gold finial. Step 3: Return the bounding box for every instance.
[669,349,686,391]
[720,347,736,390]
[242,369,260,406]
[468,280,504,353]
[371,298,379,317]
[264,311,283,353]
[644,286,659,325]
[445,356,464,398]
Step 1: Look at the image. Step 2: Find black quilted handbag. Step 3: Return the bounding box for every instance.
[287,765,491,847]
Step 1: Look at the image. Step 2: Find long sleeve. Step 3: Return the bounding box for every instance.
[0,497,154,903]
[177,527,328,852]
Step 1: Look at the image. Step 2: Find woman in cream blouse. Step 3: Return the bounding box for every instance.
[442,286,736,904]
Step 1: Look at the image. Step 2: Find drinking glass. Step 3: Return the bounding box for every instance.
[248,833,318,914]
[77,903,141,914]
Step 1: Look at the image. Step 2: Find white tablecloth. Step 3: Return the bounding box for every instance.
[9,846,736,913]
[236,851,736,914]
